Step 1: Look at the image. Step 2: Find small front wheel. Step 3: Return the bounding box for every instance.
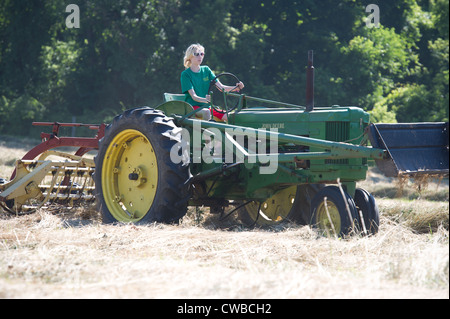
[354,188,379,235]
[310,186,358,237]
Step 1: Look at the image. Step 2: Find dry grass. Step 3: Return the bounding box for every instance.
[0,137,38,178]
[0,205,448,299]
[0,136,449,299]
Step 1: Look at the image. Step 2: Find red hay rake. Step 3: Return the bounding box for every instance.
[1,122,105,214]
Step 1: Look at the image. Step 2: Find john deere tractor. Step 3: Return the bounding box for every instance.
[1,51,448,237]
[92,51,448,236]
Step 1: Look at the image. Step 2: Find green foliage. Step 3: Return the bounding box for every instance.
[0,0,448,136]
[0,95,46,135]
[340,26,420,108]
[370,102,397,124]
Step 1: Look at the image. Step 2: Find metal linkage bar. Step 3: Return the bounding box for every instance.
[176,116,386,162]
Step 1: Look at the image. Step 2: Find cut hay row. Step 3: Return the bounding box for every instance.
[0,136,448,299]
[0,196,448,299]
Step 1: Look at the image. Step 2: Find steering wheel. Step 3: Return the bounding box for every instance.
[208,72,243,114]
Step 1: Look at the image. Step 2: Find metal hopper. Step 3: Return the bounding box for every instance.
[368,122,449,177]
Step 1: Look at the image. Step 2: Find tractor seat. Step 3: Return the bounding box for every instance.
[164,93,188,102]
[162,93,227,122]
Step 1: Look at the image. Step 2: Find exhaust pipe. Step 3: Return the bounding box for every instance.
[306,50,314,111]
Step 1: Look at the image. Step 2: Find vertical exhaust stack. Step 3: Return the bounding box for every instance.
[306,50,314,112]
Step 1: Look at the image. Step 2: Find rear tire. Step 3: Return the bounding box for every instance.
[94,107,190,224]
[238,184,323,227]
[238,186,299,227]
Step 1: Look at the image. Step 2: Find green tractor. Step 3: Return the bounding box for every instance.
[93,51,449,236]
[3,51,446,236]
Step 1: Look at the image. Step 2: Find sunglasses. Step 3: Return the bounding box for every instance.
[193,52,205,57]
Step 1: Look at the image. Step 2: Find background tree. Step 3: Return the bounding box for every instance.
[0,0,448,136]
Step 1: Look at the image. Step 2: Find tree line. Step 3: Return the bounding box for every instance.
[0,0,448,136]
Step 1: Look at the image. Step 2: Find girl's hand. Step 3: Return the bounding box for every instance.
[236,82,244,91]
[205,94,211,103]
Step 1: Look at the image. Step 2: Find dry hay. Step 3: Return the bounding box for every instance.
[395,173,446,199]
[1,198,448,299]
[0,139,449,299]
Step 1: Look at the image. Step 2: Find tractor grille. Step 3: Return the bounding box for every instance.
[325,121,349,165]
[326,121,349,142]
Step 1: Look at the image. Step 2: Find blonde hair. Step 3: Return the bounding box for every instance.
[183,43,205,68]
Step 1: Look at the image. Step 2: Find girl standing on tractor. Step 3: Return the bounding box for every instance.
[180,43,244,121]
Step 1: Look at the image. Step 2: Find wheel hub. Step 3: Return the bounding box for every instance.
[316,200,341,234]
[244,186,297,225]
[102,129,158,222]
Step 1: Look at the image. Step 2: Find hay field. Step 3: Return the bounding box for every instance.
[0,136,448,299]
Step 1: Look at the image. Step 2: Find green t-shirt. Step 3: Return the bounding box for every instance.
[180,66,216,106]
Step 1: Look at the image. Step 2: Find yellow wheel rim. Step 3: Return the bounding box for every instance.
[316,199,341,235]
[101,129,158,222]
[245,186,297,225]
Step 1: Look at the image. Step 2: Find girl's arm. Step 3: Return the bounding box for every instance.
[215,81,244,92]
[187,89,211,104]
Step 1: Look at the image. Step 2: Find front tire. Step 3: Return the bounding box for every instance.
[94,107,190,224]
[310,186,358,237]
[354,188,379,235]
